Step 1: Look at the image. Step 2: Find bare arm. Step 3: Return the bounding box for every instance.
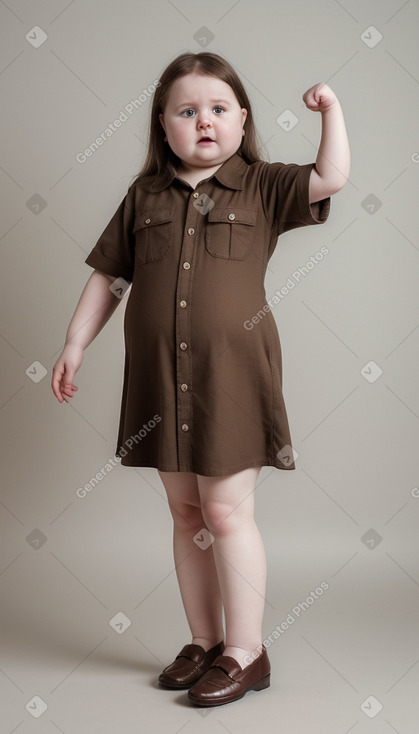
[51,270,124,403]
[302,82,350,203]
[64,270,121,349]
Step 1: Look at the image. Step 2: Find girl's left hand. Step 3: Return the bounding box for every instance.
[302,82,339,112]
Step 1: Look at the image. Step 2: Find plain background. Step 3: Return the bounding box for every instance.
[0,0,418,732]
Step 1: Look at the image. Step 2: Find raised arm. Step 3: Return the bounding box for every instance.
[51,270,122,403]
[302,82,350,204]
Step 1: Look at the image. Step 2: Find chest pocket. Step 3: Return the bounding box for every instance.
[133,208,174,265]
[205,207,257,260]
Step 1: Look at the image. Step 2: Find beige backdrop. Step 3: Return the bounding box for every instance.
[1,0,418,732]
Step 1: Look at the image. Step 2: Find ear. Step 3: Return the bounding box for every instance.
[241,108,248,128]
[159,113,166,134]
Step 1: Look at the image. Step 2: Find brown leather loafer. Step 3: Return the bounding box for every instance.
[158,641,224,689]
[188,644,270,706]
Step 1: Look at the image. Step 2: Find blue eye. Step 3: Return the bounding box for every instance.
[181,106,225,117]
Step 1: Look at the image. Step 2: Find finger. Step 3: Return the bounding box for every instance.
[314,83,328,104]
[304,90,318,108]
[62,384,77,398]
[51,369,65,402]
[59,364,77,396]
[61,385,74,403]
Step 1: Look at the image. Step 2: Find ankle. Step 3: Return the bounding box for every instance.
[192,636,224,651]
[223,643,263,669]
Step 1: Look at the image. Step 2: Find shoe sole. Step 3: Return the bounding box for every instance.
[158,676,198,689]
[188,673,271,706]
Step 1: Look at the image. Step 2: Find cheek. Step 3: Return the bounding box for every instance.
[221,115,243,136]
[168,122,191,146]
[225,122,243,143]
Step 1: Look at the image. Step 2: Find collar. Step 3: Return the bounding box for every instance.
[141,151,248,192]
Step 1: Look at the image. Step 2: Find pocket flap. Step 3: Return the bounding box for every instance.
[208,208,257,226]
[133,207,174,232]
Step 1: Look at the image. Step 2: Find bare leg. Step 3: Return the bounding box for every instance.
[157,470,224,650]
[196,467,266,670]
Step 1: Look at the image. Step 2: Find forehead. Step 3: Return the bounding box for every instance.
[166,72,238,106]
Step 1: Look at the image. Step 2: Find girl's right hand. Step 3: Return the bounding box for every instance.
[51,343,83,403]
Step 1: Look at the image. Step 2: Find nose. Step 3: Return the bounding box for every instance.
[196,111,212,129]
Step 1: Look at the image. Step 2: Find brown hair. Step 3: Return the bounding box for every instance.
[130,52,266,190]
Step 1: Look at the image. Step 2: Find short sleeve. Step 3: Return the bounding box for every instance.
[84,183,136,282]
[259,161,331,237]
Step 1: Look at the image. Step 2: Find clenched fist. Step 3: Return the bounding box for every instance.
[302,82,339,112]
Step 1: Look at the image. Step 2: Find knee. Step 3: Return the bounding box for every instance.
[200,500,244,537]
[168,501,204,533]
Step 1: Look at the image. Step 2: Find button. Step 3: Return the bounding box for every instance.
[180,300,187,308]
[228,213,235,221]
[188,227,195,235]
[180,383,188,392]
[145,218,151,224]
[181,423,189,431]
[183,261,190,270]
[192,192,199,198]
[180,342,188,350]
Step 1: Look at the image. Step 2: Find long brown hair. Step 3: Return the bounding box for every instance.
[130,52,266,191]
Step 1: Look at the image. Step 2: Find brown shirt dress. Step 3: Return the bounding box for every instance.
[84,151,330,476]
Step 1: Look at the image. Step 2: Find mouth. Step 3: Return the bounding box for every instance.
[197,136,214,143]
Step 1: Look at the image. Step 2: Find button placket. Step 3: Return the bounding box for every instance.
[175,190,201,467]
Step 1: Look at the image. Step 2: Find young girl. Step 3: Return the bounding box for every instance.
[51,52,349,707]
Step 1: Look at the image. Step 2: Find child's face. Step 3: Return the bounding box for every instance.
[159,72,247,175]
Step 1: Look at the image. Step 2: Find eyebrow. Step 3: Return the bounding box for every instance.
[175,99,232,110]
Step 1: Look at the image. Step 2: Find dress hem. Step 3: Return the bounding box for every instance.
[114,457,296,476]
